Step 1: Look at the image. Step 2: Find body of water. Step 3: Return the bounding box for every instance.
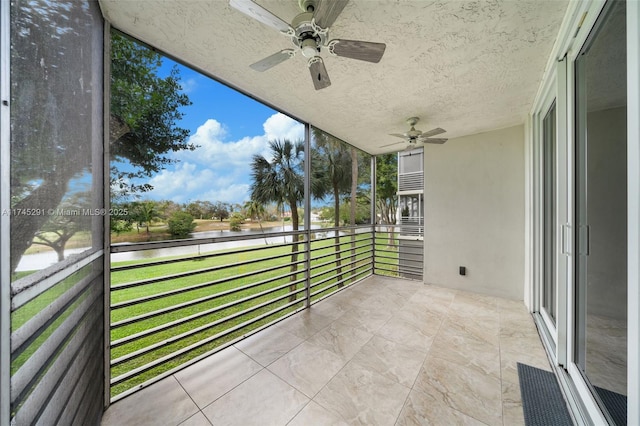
[16,225,344,270]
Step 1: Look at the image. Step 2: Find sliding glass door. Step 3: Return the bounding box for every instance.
[573,1,627,423]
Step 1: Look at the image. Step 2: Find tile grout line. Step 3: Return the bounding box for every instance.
[393,286,456,425]
[171,375,213,426]
[305,282,413,423]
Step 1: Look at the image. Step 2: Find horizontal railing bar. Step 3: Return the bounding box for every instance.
[310,260,371,289]
[375,260,418,270]
[309,251,373,276]
[111,250,305,291]
[309,241,373,262]
[309,247,373,268]
[110,304,308,403]
[310,230,373,241]
[13,307,103,426]
[111,258,304,309]
[374,265,424,275]
[310,255,372,282]
[11,250,103,310]
[373,267,400,275]
[110,289,306,386]
[111,268,306,329]
[376,240,423,251]
[309,247,372,264]
[309,272,372,306]
[378,255,423,264]
[110,224,373,254]
[111,238,305,272]
[110,229,309,253]
[310,236,373,248]
[110,276,306,348]
[11,285,102,405]
[309,269,370,297]
[374,255,401,263]
[11,273,94,356]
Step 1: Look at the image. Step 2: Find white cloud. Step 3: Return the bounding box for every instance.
[263,113,304,142]
[147,162,215,203]
[147,113,304,204]
[178,118,269,167]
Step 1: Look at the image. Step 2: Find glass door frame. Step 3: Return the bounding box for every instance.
[532,54,570,365]
[534,79,561,352]
[563,1,618,423]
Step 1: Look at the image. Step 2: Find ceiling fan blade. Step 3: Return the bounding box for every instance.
[389,133,407,139]
[229,0,292,33]
[313,0,349,28]
[250,49,295,72]
[308,56,331,90]
[328,39,386,63]
[423,138,448,144]
[421,127,446,138]
[380,140,405,148]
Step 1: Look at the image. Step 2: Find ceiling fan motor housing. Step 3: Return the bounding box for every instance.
[298,0,317,13]
[291,11,325,56]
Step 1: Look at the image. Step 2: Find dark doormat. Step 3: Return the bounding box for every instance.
[517,363,572,426]
[595,386,627,425]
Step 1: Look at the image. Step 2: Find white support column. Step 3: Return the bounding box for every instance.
[0,0,10,422]
[303,123,312,308]
[103,21,113,411]
[627,1,640,424]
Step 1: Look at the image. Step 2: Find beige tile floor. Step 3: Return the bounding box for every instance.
[101,276,552,426]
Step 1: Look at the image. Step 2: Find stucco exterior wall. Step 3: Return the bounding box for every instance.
[423,125,525,300]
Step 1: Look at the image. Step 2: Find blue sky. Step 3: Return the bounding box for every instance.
[127,59,305,205]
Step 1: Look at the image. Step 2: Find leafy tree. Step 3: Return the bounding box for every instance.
[110,202,135,234]
[167,211,196,238]
[212,201,230,222]
[251,139,304,301]
[338,198,371,225]
[376,154,398,247]
[131,201,160,234]
[199,201,216,219]
[110,32,195,196]
[156,200,182,221]
[32,192,92,261]
[185,201,204,220]
[376,154,398,225]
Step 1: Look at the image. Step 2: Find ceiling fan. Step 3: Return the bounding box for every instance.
[381,117,448,150]
[229,0,386,90]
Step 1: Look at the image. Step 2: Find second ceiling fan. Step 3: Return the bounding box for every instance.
[229,0,386,90]
[382,117,448,150]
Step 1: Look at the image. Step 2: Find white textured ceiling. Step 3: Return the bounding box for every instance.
[99,0,568,155]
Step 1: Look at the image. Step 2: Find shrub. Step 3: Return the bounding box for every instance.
[167,211,196,238]
[229,212,245,231]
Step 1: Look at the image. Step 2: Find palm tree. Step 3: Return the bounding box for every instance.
[244,199,269,244]
[250,139,304,301]
[243,199,267,232]
[312,129,352,286]
[132,200,159,234]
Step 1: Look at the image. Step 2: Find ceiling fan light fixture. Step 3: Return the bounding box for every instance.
[301,38,318,58]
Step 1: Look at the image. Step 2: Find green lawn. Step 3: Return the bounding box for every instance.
[109,232,379,397]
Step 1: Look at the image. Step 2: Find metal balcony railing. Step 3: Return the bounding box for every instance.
[108,224,420,400]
